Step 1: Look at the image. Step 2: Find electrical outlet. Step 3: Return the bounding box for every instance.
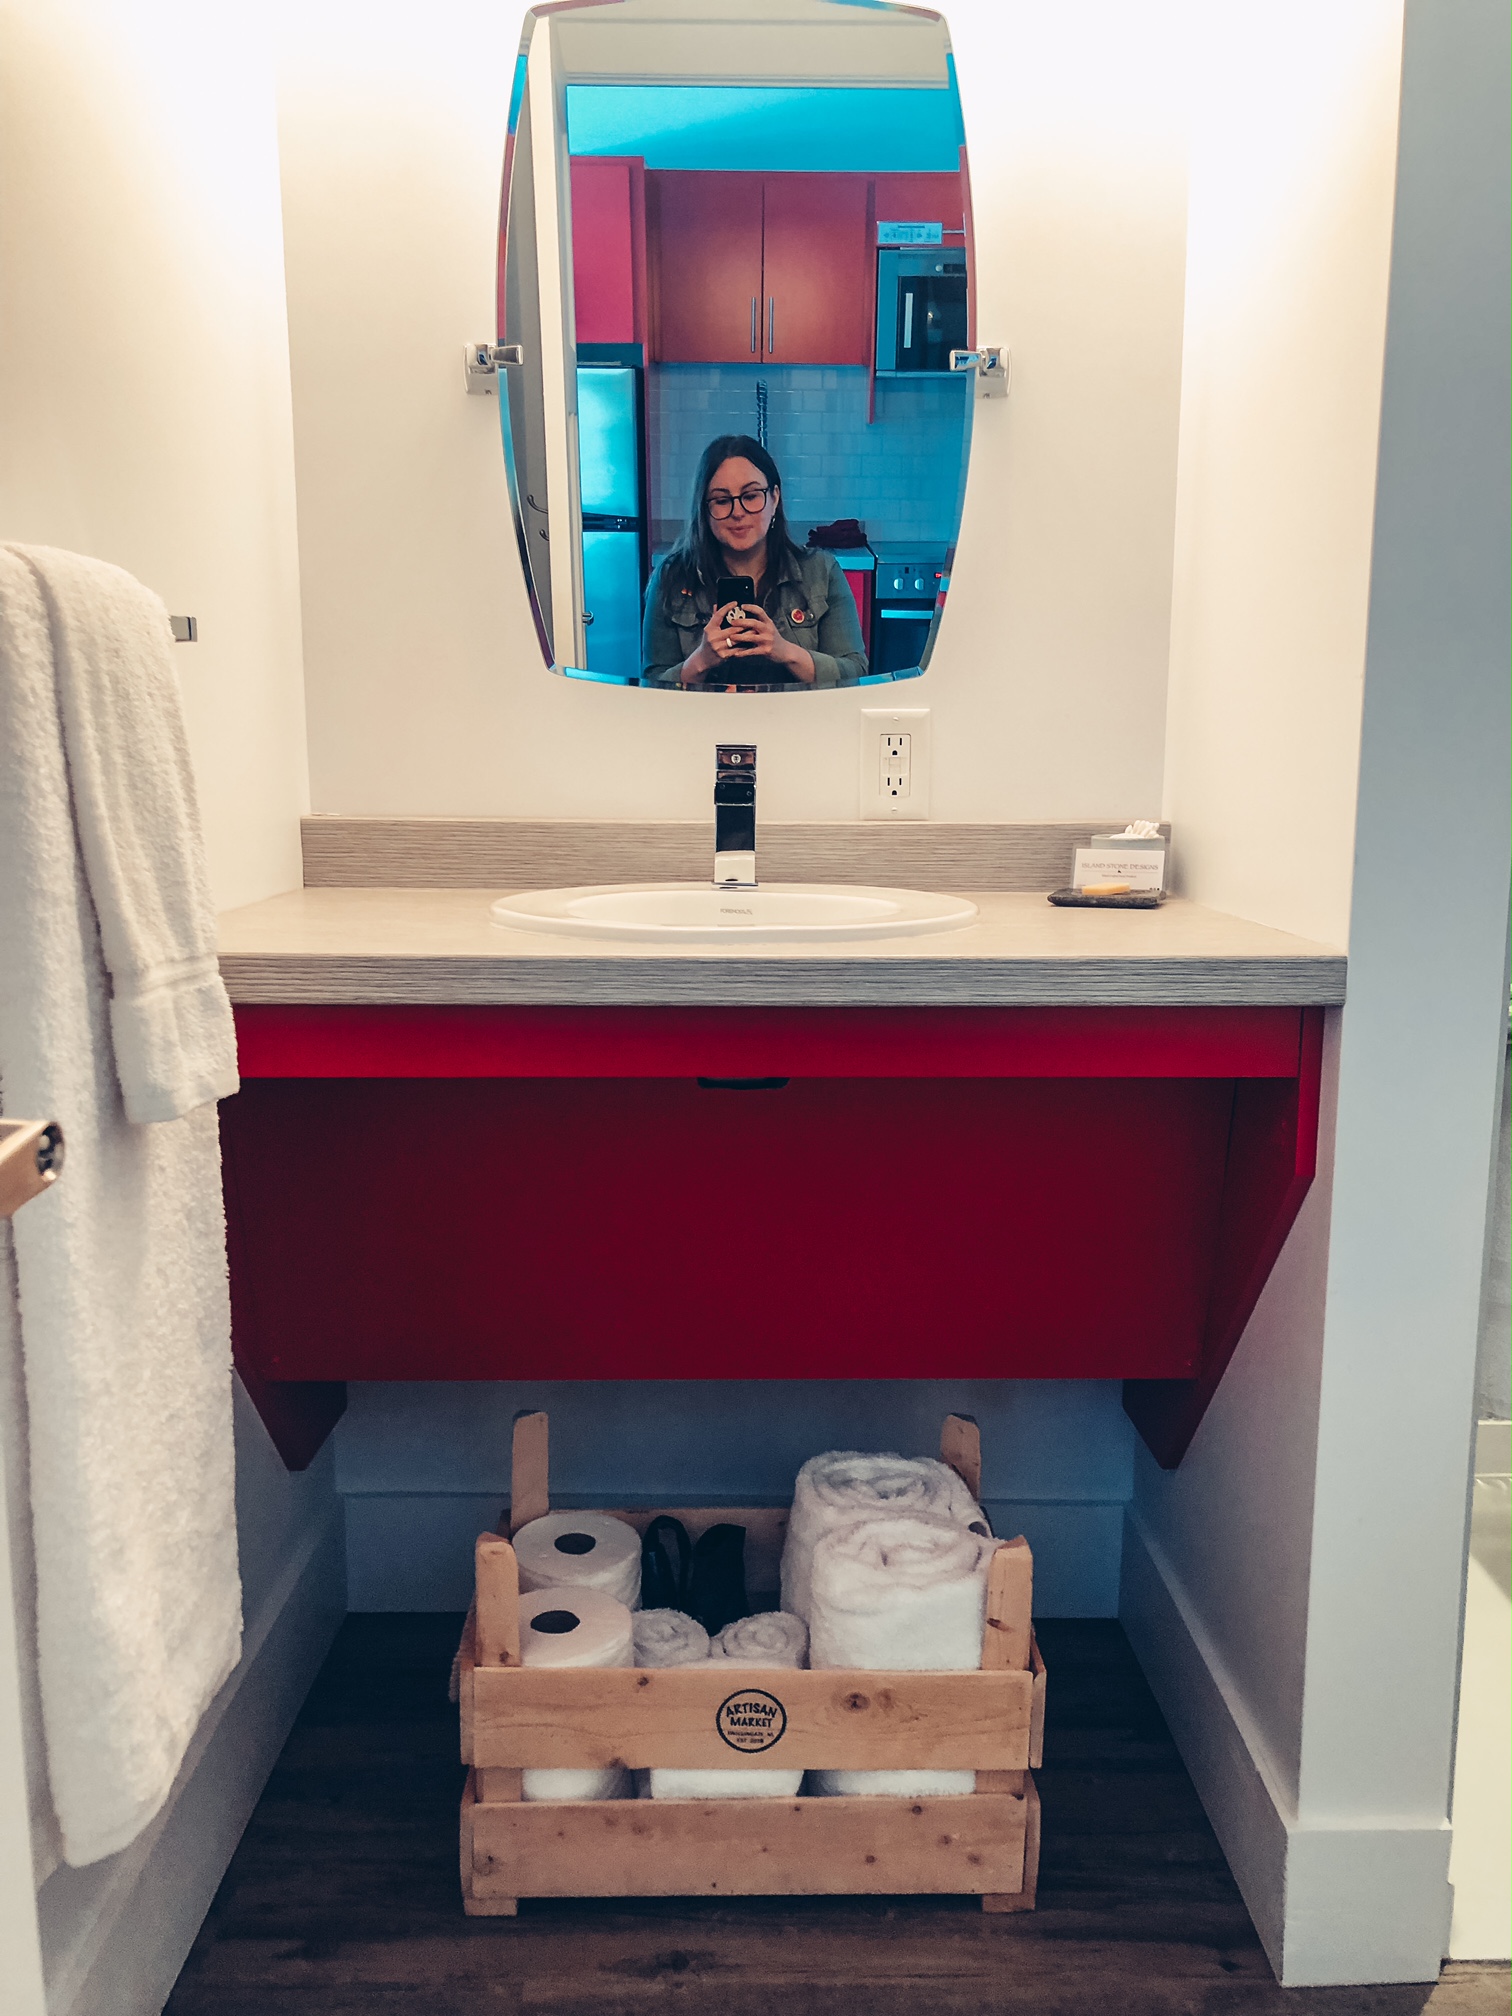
[860,707,931,819]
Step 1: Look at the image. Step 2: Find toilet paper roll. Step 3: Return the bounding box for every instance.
[633,1609,710,1668]
[518,1586,634,1803]
[780,1452,986,1623]
[807,1512,995,1799]
[514,1510,642,1610]
[709,1611,808,1669]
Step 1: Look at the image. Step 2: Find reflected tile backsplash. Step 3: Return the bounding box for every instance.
[647,363,971,554]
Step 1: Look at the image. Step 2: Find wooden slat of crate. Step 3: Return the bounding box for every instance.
[464,1774,1031,1901]
[469,1662,1034,1771]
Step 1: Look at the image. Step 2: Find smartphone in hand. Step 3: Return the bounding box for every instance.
[714,575,756,638]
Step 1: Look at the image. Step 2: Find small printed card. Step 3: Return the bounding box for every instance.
[1071,846,1165,893]
[878,220,944,245]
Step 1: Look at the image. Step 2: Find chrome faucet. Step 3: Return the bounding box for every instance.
[713,744,757,886]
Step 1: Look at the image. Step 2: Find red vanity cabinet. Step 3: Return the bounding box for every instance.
[220,1003,1323,1473]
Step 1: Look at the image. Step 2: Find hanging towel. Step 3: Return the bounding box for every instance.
[514,1509,642,1609]
[643,1610,808,1802]
[0,545,242,1866]
[519,1587,634,1802]
[807,1512,994,1799]
[780,1450,986,1624]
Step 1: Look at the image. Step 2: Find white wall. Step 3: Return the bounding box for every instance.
[0,6,336,2009]
[0,0,309,912]
[336,1379,1134,1617]
[1129,0,1511,1985]
[276,0,1190,824]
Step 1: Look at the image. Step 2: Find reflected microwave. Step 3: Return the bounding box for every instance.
[875,245,968,375]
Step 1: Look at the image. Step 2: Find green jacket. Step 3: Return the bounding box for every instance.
[640,546,868,690]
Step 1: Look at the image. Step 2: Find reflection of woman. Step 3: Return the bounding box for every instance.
[641,435,867,690]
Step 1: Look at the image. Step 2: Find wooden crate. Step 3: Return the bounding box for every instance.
[457,1410,1045,1915]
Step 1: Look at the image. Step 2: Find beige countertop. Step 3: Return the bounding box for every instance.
[217,887,1346,1007]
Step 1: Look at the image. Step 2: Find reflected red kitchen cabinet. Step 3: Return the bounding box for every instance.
[871,171,965,238]
[570,155,646,345]
[647,171,764,363]
[646,171,873,366]
[760,173,872,365]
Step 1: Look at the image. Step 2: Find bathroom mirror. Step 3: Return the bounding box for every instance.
[498,0,974,693]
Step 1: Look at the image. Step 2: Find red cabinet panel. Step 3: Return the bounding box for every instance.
[647,171,874,366]
[840,566,873,653]
[871,171,965,238]
[760,174,872,366]
[226,1074,1231,1385]
[221,1005,1324,1474]
[648,171,764,363]
[570,155,645,345]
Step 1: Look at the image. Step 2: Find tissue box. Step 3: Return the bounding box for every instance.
[1071,834,1166,893]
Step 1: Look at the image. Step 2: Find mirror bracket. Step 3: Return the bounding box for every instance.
[950,346,1010,399]
[464,343,524,395]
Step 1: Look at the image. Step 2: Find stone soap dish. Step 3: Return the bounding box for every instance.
[1047,887,1166,910]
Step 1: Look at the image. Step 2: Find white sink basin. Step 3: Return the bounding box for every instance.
[489,882,978,944]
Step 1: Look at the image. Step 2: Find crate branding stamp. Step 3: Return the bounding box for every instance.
[715,1689,787,1753]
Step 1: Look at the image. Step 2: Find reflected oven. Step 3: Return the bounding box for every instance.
[872,554,946,677]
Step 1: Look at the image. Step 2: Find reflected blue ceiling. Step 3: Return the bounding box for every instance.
[565,80,964,173]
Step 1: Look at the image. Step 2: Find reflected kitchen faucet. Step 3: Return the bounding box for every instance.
[713,745,757,887]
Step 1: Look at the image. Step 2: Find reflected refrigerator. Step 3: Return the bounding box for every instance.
[577,345,648,682]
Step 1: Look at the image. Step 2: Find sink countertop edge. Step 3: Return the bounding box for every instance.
[216,888,1347,1008]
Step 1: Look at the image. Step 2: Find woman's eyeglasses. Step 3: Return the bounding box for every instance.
[706,485,771,520]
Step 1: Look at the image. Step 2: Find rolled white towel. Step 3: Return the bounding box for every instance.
[807,1513,995,1798]
[780,1451,986,1624]
[647,1611,808,1801]
[513,1511,641,1610]
[518,1587,634,1802]
[709,1610,809,1669]
[633,1609,710,1668]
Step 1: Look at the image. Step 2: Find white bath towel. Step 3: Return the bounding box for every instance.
[0,546,242,1865]
[780,1450,986,1624]
[5,546,238,1122]
[514,1509,642,1609]
[519,1587,633,1802]
[646,1610,808,1802]
[632,1608,710,1668]
[807,1513,995,1799]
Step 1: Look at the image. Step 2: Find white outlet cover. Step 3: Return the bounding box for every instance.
[860,706,931,820]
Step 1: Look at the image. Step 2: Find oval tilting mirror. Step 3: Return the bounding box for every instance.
[498,0,974,694]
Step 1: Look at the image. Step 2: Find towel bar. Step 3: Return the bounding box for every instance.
[0,1119,64,1218]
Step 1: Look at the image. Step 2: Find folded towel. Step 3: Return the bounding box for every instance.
[807,1513,995,1799]
[514,1510,642,1609]
[709,1610,809,1669]
[780,1450,986,1624]
[646,1610,808,1801]
[519,1587,633,1801]
[633,1608,710,1667]
[0,546,242,1865]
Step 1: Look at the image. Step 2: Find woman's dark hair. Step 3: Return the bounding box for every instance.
[662,434,800,601]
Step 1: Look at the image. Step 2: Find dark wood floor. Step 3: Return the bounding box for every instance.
[166,1616,1506,2015]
